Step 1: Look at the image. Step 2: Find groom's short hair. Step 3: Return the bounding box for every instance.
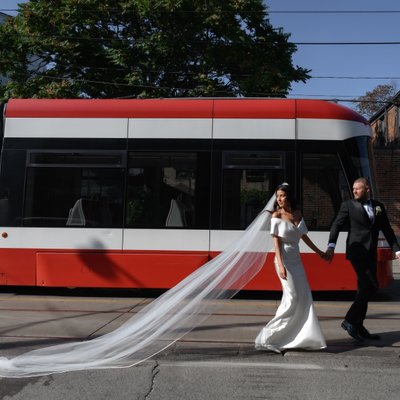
[354,177,370,188]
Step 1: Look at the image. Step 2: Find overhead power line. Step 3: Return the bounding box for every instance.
[267,10,400,14]
[2,31,400,46]
[312,76,400,80]
[13,58,400,81]
[22,71,393,101]
[2,8,400,14]
[26,60,400,81]
[295,41,400,46]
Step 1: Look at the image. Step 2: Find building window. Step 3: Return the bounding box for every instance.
[376,114,387,147]
[396,107,400,145]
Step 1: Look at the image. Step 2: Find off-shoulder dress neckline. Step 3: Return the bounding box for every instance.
[271,216,304,228]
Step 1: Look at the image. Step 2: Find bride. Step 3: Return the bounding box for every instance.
[0,184,325,378]
[255,184,326,352]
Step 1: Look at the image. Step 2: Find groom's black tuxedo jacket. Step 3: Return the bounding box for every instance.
[329,199,400,262]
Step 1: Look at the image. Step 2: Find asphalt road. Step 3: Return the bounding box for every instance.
[0,272,399,400]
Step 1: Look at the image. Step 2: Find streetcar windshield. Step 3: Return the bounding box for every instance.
[343,136,377,197]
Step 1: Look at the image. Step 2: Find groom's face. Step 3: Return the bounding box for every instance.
[353,182,370,201]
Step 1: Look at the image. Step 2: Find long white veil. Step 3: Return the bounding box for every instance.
[0,194,275,378]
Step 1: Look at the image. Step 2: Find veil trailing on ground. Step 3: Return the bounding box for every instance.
[0,194,276,378]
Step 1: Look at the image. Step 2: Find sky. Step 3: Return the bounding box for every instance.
[1,0,400,106]
[266,0,400,104]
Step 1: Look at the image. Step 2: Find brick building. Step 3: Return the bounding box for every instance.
[369,90,400,235]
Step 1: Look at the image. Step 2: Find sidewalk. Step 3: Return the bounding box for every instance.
[0,276,399,361]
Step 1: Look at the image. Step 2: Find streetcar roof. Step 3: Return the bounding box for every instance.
[5,98,368,124]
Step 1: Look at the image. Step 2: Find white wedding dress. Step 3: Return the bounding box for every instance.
[255,217,326,353]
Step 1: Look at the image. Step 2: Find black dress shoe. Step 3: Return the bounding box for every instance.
[359,325,380,340]
[341,320,364,342]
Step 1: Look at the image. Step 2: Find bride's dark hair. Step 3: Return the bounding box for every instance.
[274,183,297,210]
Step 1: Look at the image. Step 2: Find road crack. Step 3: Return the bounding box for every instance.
[144,361,160,400]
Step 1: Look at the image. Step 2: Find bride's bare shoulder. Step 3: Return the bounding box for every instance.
[272,211,281,218]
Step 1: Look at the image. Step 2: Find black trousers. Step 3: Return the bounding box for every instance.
[345,255,378,326]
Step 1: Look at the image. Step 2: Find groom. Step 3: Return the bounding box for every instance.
[325,177,400,341]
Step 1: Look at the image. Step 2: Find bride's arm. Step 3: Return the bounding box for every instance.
[296,210,325,258]
[301,234,325,258]
[272,234,287,280]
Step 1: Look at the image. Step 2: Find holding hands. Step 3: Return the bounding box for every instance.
[323,247,334,262]
[316,249,327,259]
[301,235,329,262]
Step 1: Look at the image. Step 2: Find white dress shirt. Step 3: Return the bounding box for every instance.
[363,200,374,220]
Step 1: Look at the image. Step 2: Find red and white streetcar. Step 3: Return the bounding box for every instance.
[0,98,394,290]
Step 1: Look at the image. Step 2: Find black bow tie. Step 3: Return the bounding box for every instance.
[360,200,371,206]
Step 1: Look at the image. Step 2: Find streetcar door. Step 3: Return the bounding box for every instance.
[121,117,213,289]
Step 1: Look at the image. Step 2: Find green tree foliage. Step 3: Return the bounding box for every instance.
[356,84,397,119]
[0,0,309,99]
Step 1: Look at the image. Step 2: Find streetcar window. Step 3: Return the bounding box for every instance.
[223,152,283,169]
[28,152,123,166]
[126,151,210,229]
[302,153,351,231]
[23,152,124,227]
[221,152,285,229]
[0,149,26,226]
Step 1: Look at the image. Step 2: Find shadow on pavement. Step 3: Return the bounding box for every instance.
[1,275,399,302]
